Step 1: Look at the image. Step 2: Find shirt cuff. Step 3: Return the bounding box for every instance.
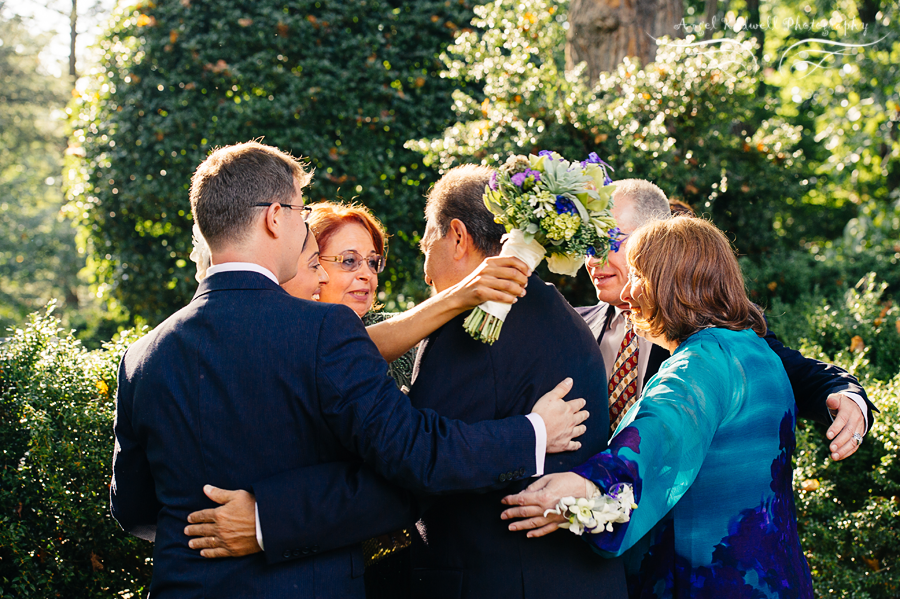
[525,413,546,476]
[254,502,265,551]
[840,391,869,434]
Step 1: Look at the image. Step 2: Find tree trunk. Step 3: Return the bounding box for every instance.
[69,0,78,82]
[566,0,685,84]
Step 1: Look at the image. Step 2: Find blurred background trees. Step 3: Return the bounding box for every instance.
[0,0,897,595]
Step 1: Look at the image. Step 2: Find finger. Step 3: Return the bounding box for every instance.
[501,491,540,506]
[526,522,560,538]
[500,505,546,520]
[188,536,222,550]
[828,408,862,455]
[508,515,552,531]
[200,547,233,559]
[487,256,531,276]
[831,439,859,461]
[565,397,586,413]
[187,508,219,524]
[571,424,587,439]
[552,377,574,398]
[203,485,236,505]
[184,523,218,537]
[825,394,841,413]
[826,409,849,441]
[574,410,590,425]
[564,440,582,452]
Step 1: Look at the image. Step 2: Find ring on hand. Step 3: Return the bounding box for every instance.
[852,432,863,447]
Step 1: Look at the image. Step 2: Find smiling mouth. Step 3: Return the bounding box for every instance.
[348,290,370,300]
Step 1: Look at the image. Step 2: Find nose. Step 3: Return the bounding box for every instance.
[318,268,330,284]
[620,281,633,305]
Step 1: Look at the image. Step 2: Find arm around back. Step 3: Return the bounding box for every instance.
[316,303,538,494]
[762,321,875,429]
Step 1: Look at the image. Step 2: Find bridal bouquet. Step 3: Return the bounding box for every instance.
[463,151,617,344]
[544,483,636,536]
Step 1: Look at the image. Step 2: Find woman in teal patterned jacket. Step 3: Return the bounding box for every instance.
[502,216,814,599]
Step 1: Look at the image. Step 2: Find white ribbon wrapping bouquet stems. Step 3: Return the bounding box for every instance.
[464,229,547,344]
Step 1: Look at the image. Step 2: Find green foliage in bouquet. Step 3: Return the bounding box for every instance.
[0,305,151,597]
[67,0,476,325]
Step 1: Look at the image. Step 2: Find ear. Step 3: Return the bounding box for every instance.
[262,203,283,239]
[447,219,471,260]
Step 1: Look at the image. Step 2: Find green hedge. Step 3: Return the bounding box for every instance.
[0,305,151,597]
[68,0,477,326]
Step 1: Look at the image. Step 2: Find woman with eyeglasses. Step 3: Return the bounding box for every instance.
[190,201,530,388]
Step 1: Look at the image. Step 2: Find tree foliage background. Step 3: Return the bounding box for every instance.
[0,0,897,595]
[67,0,480,325]
[0,6,81,333]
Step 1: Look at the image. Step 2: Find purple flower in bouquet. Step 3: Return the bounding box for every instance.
[538,150,554,158]
[587,246,596,257]
[583,153,614,185]
[511,169,541,188]
[555,195,578,216]
[608,227,626,253]
[489,171,499,191]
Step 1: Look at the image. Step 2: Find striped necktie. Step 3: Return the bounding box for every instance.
[608,318,639,435]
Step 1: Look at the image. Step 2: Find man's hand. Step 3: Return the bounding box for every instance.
[448,256,530,309]
[826,393,866,461]
[531,378,589,453]
[184,485,261,558]
[499,472,591,538]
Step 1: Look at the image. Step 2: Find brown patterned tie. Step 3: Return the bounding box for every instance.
[608,318,639,435]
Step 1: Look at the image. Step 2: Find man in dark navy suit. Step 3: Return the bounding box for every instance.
[579,179,874,453]
[110,142,589,599]
[404,164,627,599]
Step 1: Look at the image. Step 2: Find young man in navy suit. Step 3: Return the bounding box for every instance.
[578,179,874,454]
[110,142,589,598]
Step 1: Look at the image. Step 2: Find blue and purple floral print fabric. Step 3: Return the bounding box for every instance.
[573,328,813,599]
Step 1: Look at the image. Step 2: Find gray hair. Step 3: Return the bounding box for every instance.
[612,179,671,229]
[422,164,506,257]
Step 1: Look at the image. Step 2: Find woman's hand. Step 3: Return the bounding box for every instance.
[500,472,593,538]
[448,256,530,310]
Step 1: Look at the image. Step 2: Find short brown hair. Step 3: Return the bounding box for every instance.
[423,164,506,257]
[190,141,312,250]
[669,199,696,217]
[626,217,765,344]
[308,201,388,257]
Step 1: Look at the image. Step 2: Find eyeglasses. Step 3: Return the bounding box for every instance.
[254,203,313,222]
[319,250,386,274]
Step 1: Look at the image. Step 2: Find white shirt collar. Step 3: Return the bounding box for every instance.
[206,262,279,285]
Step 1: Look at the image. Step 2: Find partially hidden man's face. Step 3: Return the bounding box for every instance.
[585,195,635,309]
[421,218,457,294]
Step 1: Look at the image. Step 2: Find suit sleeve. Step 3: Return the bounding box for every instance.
[315,305,538,494]
[110,352,162,541]
[253,461,419,564]
[762,319,876,429]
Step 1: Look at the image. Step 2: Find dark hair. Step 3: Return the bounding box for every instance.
[308,201,388,257]
[423,164,506,256]
[626,217,766,344]
[190,141,312,250]
[669,199,696,217]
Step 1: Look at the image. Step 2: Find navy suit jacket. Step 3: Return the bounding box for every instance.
[576,302,875,429]
[110,272,540,599]
[406,274,627,599]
